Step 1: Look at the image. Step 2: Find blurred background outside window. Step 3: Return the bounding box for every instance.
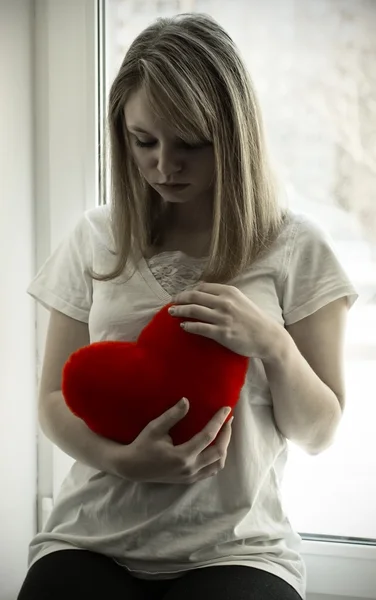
[103,0,376,542]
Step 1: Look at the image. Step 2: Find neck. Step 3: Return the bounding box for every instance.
[169,198,213,234]
[149,201,212,259]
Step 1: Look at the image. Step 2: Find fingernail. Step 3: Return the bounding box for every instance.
[179,397,188,407]
[229,417,234,425]
[224,407,231,416]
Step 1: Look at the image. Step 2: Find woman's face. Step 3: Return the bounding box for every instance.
[124,87,215,206]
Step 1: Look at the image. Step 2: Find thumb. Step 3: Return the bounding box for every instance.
[149,398,190,437]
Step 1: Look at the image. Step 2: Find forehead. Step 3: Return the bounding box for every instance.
[124,86,170,134]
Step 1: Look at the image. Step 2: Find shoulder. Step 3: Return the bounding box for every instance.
[273,209,336,274]
[80,204,111,236]
[279,209,332,247]
[76,204,114,251]
[249,209,332,273]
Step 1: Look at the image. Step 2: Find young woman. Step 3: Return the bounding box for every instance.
[18,13,358,600]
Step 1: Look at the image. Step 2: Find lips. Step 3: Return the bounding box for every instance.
[157,183,189,189]
[154,183,190,196]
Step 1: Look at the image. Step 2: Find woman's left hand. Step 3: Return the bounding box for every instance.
[169,282,281,360]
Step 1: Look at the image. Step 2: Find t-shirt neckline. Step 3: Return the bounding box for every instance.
[138,256,172,302]
[138,251,208,303]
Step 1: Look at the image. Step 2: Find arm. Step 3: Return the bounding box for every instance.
[38,309,122,473]
[263,297,348,455]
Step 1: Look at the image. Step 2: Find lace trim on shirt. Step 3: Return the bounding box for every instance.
[146,251,207,296]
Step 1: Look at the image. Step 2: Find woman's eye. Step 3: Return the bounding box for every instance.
[178,140,210,150]
[135,139,156,148]
[179,141,196,150]
[134,138,210,150]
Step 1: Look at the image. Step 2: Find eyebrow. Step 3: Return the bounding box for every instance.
[126,126,151,134]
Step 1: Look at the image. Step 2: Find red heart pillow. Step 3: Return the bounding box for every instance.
[62,303,249,445]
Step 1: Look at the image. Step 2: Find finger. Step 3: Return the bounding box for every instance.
[196,417,233,470]
[187,458,223,483]
[178,407,231,455]
[173,290,221,310]
[180,320,218,339]
[196,282,234,296]
[171,304,218,324]
[147,398,189,437]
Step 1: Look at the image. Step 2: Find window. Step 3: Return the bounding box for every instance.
[36,1,376,596]
[104,0,376,543]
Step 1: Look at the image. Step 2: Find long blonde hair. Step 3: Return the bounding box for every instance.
[99,13,285,283]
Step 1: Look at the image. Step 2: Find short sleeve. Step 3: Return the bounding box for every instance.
[282,216,359,326]
[27,215,93,323]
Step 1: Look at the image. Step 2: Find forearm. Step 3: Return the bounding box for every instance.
[263,327,342,454]
[39,391,122,474]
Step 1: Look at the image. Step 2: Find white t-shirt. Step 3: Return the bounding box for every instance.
[27,205,358,599]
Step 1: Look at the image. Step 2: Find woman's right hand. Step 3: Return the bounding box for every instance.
[109,398,234,484]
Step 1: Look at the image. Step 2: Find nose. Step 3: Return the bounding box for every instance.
[156,144,182,179]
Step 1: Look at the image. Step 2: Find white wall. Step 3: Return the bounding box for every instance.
[0,0,37,598]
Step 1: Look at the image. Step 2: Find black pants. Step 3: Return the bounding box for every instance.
[17,549,302,600]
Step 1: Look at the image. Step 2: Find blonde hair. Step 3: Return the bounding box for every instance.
[99,13,285,283]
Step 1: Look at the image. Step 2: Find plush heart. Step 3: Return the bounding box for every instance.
[62,303,249,446]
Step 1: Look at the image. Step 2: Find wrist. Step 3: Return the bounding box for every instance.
[94,434,123,475]
[262,323,292,368]
[103,439,135,480]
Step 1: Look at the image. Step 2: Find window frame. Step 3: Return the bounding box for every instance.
[34,1,376,597]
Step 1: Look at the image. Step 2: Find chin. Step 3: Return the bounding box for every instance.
[156,188,193,202]
[161,195,191,203]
